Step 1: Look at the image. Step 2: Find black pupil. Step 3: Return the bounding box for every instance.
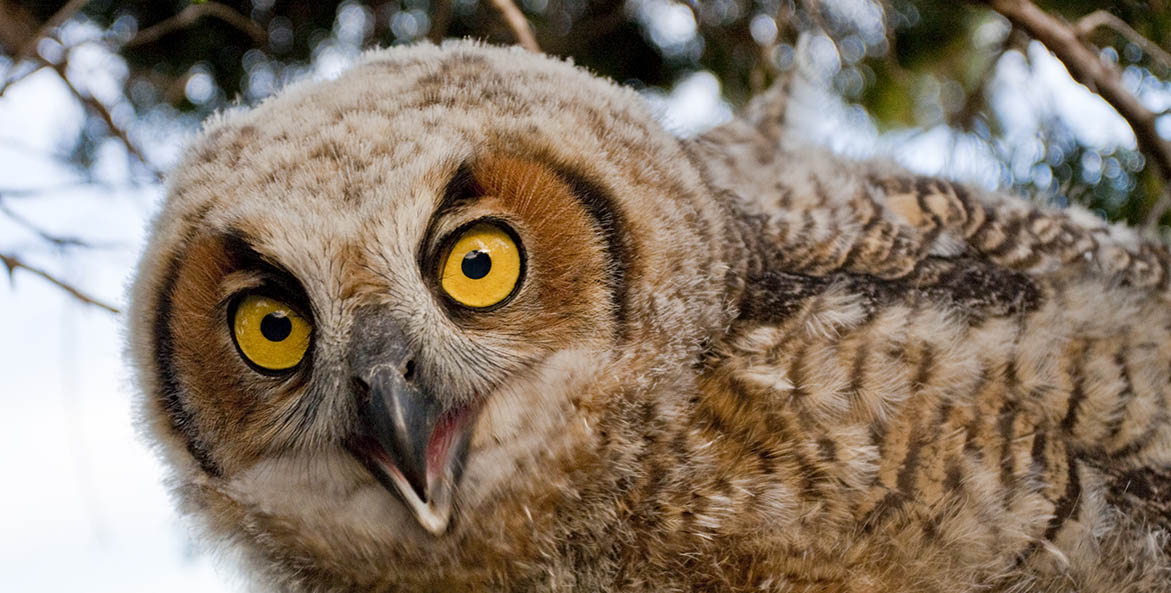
[260,313,293,342]
[461,250,492,280]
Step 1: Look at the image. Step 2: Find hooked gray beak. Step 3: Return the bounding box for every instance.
[344,308,476,535]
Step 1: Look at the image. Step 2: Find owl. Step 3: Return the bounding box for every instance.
[128,42,1171,593]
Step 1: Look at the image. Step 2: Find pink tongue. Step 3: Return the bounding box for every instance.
[425,406,469,485]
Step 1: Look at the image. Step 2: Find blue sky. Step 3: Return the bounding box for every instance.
[0,11,1146,592]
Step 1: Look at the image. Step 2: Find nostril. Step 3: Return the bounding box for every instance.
[402,359,416,382]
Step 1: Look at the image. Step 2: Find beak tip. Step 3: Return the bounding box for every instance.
[401,488,454,536]
[350,366,478,537]
[383,459,456,536]
[415,504,453,536]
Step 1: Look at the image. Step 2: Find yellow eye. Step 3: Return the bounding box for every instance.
[440,222,523,309]
[231,294,312,372]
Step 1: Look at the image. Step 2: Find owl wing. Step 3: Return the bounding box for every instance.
[685,113,1171,539]
[690,116,1168,290]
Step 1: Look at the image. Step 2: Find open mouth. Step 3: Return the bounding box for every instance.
[346,402,479,535]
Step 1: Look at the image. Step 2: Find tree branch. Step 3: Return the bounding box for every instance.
[0,179,144,198]
[1146,185,1171,231]
[1075,9,1171,74]
[43,57,162,181]
[0,252,119,313]
[124,1,266,49]
[0,199,91,249]
[0,0,89,97]
[0,0,39,54]
[980,0,1171,210]
[488,0,540,52]
[7,0,91,64]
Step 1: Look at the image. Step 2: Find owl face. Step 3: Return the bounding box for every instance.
[149,152,621,531]
[129,42,742,586]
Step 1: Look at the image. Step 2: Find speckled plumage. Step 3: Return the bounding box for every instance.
[128,41,1171,592]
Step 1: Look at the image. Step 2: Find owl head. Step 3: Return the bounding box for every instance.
[128,42,748,589]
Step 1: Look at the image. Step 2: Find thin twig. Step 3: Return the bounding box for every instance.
[980,0,1171,223]
[8,0,91,65]
[1075,9,1171,73]
[1146,185,1171,232]
[43,57,162,181]
[0,180,145,198]
[0,198,91,248]
[0,253,119,313]
[488,0,540,52]
[0,133,89,167]
[124,1,266,48]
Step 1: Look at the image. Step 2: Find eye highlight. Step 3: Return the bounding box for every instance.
[440,222,523,309]
[231,294,312,372]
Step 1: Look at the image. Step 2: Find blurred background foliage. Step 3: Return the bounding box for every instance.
[3,0,1171,243]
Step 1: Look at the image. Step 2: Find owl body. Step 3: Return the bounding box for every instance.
[128,42,1171,592]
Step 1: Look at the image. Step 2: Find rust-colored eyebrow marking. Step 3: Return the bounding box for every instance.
[552,166,631,338]
[420,158,633,338]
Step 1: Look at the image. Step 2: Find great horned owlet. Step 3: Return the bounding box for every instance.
[128,42,1171,592]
